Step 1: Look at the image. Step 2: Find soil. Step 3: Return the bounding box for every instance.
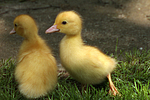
[0,0,150,64]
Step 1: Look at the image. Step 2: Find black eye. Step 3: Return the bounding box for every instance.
[62,21,67,25]
[15,24,17,27]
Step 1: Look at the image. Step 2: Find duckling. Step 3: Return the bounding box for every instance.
[10,15,57,98]
[45,11,120,96]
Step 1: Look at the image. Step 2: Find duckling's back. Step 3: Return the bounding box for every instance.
[15,37,57,98]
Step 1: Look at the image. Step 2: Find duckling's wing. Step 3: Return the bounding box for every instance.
[84,46,117,72]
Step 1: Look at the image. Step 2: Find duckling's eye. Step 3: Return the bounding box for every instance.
[62,21,67,25]
[15,24,17,27]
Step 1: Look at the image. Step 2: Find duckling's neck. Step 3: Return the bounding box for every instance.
[62,34,83,47]
[60,34,84,55]
[21,31,44,52]
[24,31,38,42]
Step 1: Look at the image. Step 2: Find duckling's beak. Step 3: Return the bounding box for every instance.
[10,28,16,34]
[45,25,60,34]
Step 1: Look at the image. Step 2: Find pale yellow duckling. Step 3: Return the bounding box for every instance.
[45,11,120,96]
[10,15,57,98]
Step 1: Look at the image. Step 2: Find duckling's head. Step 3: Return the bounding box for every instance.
[10,14,38,38]
[46,11,82,36]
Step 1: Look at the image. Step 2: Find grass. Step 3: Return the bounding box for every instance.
[0,49,150,100]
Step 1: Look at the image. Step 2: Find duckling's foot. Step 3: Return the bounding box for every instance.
[107,73,121,96]
[108,82,120,96]
[57,68,70,78]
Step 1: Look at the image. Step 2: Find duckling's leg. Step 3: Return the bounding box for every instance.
[107,73,120,96]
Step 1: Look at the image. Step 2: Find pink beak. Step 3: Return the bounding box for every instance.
[45,25,60,34]
[10,28,16,34]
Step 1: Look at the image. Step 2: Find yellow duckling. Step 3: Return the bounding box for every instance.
[45,11,120,96]
[10,15,57,98]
